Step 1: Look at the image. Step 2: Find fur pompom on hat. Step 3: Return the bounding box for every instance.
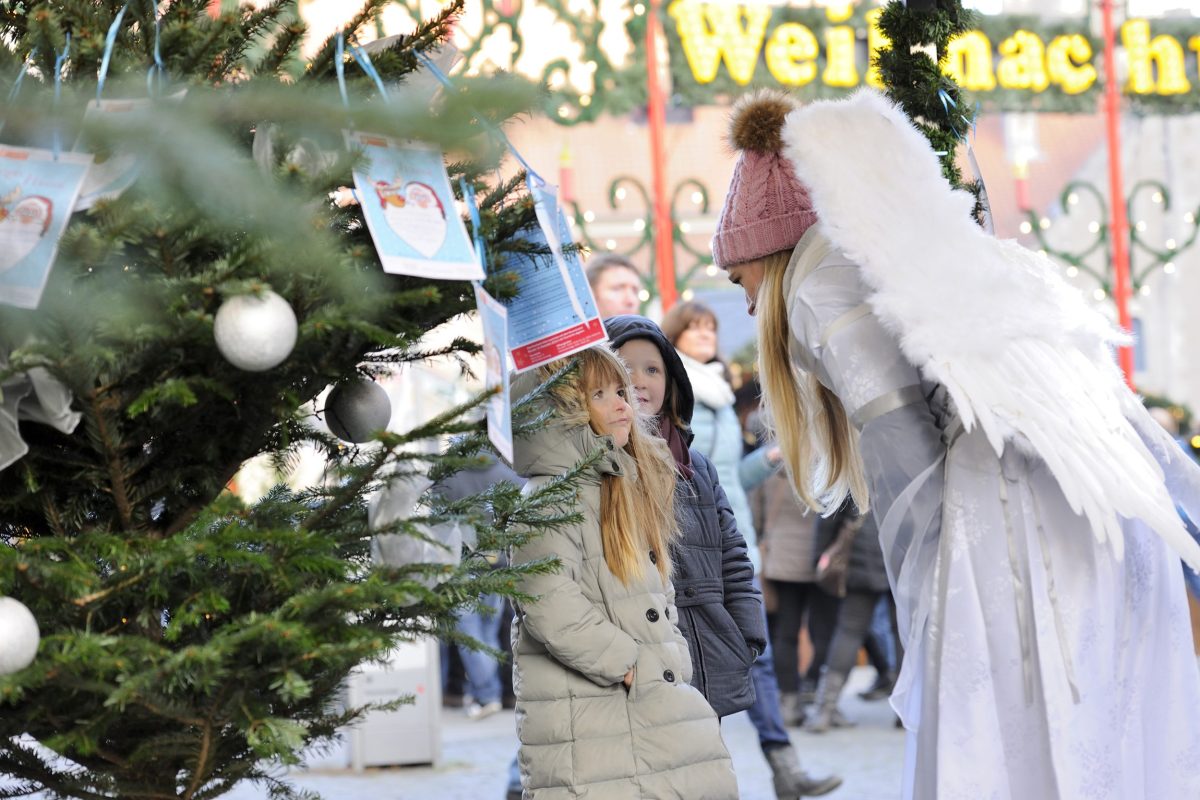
[712,89,818,269]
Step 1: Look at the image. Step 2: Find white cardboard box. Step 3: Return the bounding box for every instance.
[302,638,442,771]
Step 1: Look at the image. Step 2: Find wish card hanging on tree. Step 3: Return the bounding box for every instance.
[72,90,186,212]
[0,145,92,309]
[500,181,605,372]
[475,283,514,463]
[72,97,144,211]
[69,5,149,211]
[346,131,484,281]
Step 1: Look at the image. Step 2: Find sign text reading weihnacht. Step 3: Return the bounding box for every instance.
[344,2,1200,119]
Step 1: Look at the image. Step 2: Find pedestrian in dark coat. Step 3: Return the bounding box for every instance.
[606,315,766,716]
[805,502,891,732]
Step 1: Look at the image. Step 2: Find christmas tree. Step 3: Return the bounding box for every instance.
[875,0,983,213]
[0,2,574,798]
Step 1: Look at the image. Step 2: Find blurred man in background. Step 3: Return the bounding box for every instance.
[586,253,642,317]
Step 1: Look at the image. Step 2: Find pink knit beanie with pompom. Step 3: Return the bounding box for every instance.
[711,90,817,269]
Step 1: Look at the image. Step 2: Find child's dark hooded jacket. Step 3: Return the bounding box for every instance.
[606,315,767,717]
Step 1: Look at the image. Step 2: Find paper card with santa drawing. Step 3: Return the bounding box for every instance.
[0,145,92,309]
[345,131,483,281]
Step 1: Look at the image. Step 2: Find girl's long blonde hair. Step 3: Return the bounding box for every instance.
[755,250,869,513]
[541,346,679,584]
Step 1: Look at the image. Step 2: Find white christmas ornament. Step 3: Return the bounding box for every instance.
[324,378,392,443]
[213,290,298,372]
[0,596,40,675]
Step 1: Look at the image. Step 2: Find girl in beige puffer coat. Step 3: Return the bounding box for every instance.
[509,345,737,800]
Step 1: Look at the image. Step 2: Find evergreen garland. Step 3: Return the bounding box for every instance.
[875,0,989,225]
[875,0,976,192]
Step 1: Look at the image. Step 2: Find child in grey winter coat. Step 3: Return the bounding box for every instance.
[508,345,737,800]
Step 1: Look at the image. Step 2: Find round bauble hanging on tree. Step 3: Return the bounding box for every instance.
[325,377,392,443]
[0,596,40,675]
[213,290,298,372]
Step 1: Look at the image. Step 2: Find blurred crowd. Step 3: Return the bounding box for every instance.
[436,252,1200,800]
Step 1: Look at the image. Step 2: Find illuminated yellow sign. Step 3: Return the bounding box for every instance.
[668,3,772,85]
[1123,19,1191,95]
[667,3,1200,99]
[292,1,1200,120]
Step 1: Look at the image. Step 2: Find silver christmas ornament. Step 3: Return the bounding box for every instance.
[213,290,298,372]
[0,596,39,675]
[324,377,392,443]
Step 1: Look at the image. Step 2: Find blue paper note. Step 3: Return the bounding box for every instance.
[0,145,93,309]
[346,131,483,281]
[475,284,513,464]
[501,183,605,372]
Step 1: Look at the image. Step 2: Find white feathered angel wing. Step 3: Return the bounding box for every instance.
[782,88,1200,572]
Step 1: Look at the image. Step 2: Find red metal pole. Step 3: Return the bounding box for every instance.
[1014,167,1031,212]
[645,0,677,310]
[1100,0,1135,387]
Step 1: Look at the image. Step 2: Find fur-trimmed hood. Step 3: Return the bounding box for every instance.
[509,367,630,483]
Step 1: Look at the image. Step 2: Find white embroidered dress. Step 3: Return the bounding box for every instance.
[785,228,1200,800]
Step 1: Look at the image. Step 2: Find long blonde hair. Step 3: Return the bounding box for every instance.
[755,250,869,513]
[541,346,679,584]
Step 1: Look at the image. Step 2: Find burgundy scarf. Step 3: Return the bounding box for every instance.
[658,416,694,480]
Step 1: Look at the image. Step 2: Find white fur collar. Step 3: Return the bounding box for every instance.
[679,352,734,410]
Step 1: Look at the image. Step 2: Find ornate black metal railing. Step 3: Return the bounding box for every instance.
[567,174,716,302]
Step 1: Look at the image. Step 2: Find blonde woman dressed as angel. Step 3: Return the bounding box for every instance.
[714,88,1200,800]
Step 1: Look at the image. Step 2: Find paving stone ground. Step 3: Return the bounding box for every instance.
[224,667,907,800]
